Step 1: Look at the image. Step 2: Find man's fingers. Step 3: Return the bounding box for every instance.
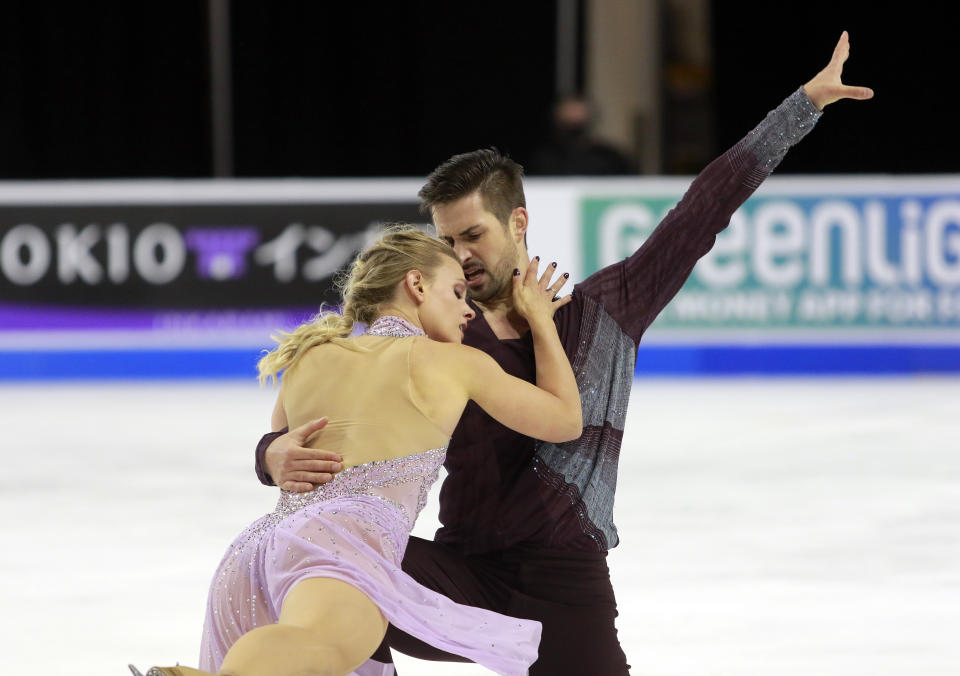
[290,416,329,442]
[823,32,849,82]
[823,83,874,104]
[292,459,343,473]
[280,480,316,493]
[844,85,874,100]
[286,471,335,485]
[830,31,849,67]
[288,446,343,462]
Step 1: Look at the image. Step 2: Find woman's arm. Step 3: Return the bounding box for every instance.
[421,259,582,442]
[459,344,582,443]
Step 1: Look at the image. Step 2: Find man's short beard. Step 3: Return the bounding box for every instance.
[468,269,510,303]
[468,240,517,303]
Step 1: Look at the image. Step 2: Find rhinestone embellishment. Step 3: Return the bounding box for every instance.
[365,315,425,338]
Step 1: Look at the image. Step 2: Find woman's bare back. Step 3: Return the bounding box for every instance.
[281,335,457,469]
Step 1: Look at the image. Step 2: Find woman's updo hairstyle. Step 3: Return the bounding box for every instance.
[257,224,459,384]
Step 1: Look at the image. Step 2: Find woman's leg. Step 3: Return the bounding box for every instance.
[217,577,387,676]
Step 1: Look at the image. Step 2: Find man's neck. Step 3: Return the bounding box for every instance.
[475,297,528,340]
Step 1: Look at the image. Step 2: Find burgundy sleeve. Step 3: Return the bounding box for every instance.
[255,428,288,486]
[577,87,823,345]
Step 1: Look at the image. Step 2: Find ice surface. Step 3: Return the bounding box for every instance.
[1,378,957,675]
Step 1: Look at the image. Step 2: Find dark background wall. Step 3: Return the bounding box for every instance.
[0,4,211,178]
[0,1,954,179]
[712,1,958,174]
[230,3,561,177]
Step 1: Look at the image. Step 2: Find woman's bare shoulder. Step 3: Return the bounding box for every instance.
[410,336,486,364]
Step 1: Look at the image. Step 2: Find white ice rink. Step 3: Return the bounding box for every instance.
[2,378,958,675]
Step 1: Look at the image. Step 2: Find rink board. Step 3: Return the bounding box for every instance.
[2,176,958,378]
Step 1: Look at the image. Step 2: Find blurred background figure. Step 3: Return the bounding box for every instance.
[529,95,635,175]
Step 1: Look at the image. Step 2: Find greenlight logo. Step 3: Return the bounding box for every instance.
[580,194,960,330]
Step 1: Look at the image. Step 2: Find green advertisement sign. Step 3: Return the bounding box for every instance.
[581,191,960,330]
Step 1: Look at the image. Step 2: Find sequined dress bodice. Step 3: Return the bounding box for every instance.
[274,446,447,532]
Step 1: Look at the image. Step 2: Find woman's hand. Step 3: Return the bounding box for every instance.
[803,31,874,110]
[512,256,572,324]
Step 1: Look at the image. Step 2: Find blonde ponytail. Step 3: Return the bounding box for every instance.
[256,224,458,385]
[257,309,354,385]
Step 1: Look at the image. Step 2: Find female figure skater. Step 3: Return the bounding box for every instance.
[134,226,581,676]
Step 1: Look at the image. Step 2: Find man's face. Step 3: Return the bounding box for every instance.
[432,191,522,303]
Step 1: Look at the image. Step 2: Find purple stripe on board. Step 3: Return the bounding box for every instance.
[0,303,319,331]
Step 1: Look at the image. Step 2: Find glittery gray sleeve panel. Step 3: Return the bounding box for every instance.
[576,86,823,345]
[731,86,822,189]
[533,295,635,550]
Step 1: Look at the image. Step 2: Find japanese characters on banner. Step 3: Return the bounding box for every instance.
[0,182,426,350]
[0,203,422,305]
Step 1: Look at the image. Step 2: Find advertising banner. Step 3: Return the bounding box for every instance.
[580,183,960,334]
[2,177,959,378]
[573,177,960,374]
[0,203,423,309]
[0,181,425,378]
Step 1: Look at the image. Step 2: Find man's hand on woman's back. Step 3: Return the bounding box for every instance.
[266,417,343,492]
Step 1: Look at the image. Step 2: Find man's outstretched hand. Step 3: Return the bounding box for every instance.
[803,31,874,110]
[266,417,343,492]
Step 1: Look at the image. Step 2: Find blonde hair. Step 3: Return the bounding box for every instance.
[257,224,459,385]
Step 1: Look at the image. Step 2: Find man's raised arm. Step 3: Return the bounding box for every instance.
[577,31,873,344]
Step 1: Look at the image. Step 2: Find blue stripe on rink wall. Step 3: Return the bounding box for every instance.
[0,349,263,380]
[633,345,960,376]
[2,345,960,380]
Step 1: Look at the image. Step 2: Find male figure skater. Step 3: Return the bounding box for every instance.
[255,33,872,674]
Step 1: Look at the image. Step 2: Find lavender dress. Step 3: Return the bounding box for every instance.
[199,318,541,675]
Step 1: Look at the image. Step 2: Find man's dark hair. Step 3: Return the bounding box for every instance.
[418,148,526,226]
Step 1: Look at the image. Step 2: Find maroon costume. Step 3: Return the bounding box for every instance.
[256,88,822,674]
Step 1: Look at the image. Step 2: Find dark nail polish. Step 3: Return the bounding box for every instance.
[551,261,557,267]
[563,272,570,278]
[552,296,559,302]
[513,268,520,276]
